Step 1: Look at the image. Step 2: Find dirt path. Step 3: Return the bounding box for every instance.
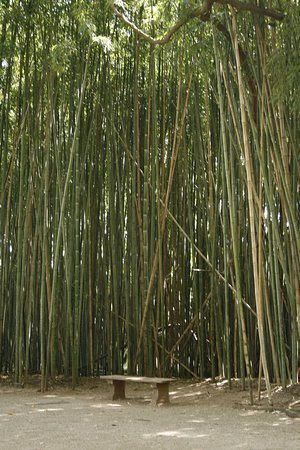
[0,379,299,449]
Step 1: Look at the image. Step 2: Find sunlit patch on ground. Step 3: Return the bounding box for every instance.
[36,408,64,412]
[143,429,210,439]
[186,419,205,423]
[239,410,264,416]
[90,403,122,408]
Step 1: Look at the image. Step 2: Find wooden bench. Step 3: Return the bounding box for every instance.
[100,375,176,405]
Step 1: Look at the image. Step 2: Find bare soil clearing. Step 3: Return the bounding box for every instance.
[0,377,299,450]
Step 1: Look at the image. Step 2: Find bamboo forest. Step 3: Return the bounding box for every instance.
[0,0,299,404]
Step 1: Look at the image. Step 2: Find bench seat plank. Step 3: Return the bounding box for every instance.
[100,375,175,384]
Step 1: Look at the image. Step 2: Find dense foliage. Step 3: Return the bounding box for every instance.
[0,1,299,398]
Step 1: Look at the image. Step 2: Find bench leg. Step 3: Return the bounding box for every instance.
[156,383,170,405]
[112,380,126,400]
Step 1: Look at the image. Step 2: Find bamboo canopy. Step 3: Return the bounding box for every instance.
[0,1,299,397]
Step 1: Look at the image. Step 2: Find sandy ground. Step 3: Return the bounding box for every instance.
[0,377,299,450]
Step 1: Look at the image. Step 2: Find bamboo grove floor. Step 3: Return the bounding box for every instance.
[0,377,299,449]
